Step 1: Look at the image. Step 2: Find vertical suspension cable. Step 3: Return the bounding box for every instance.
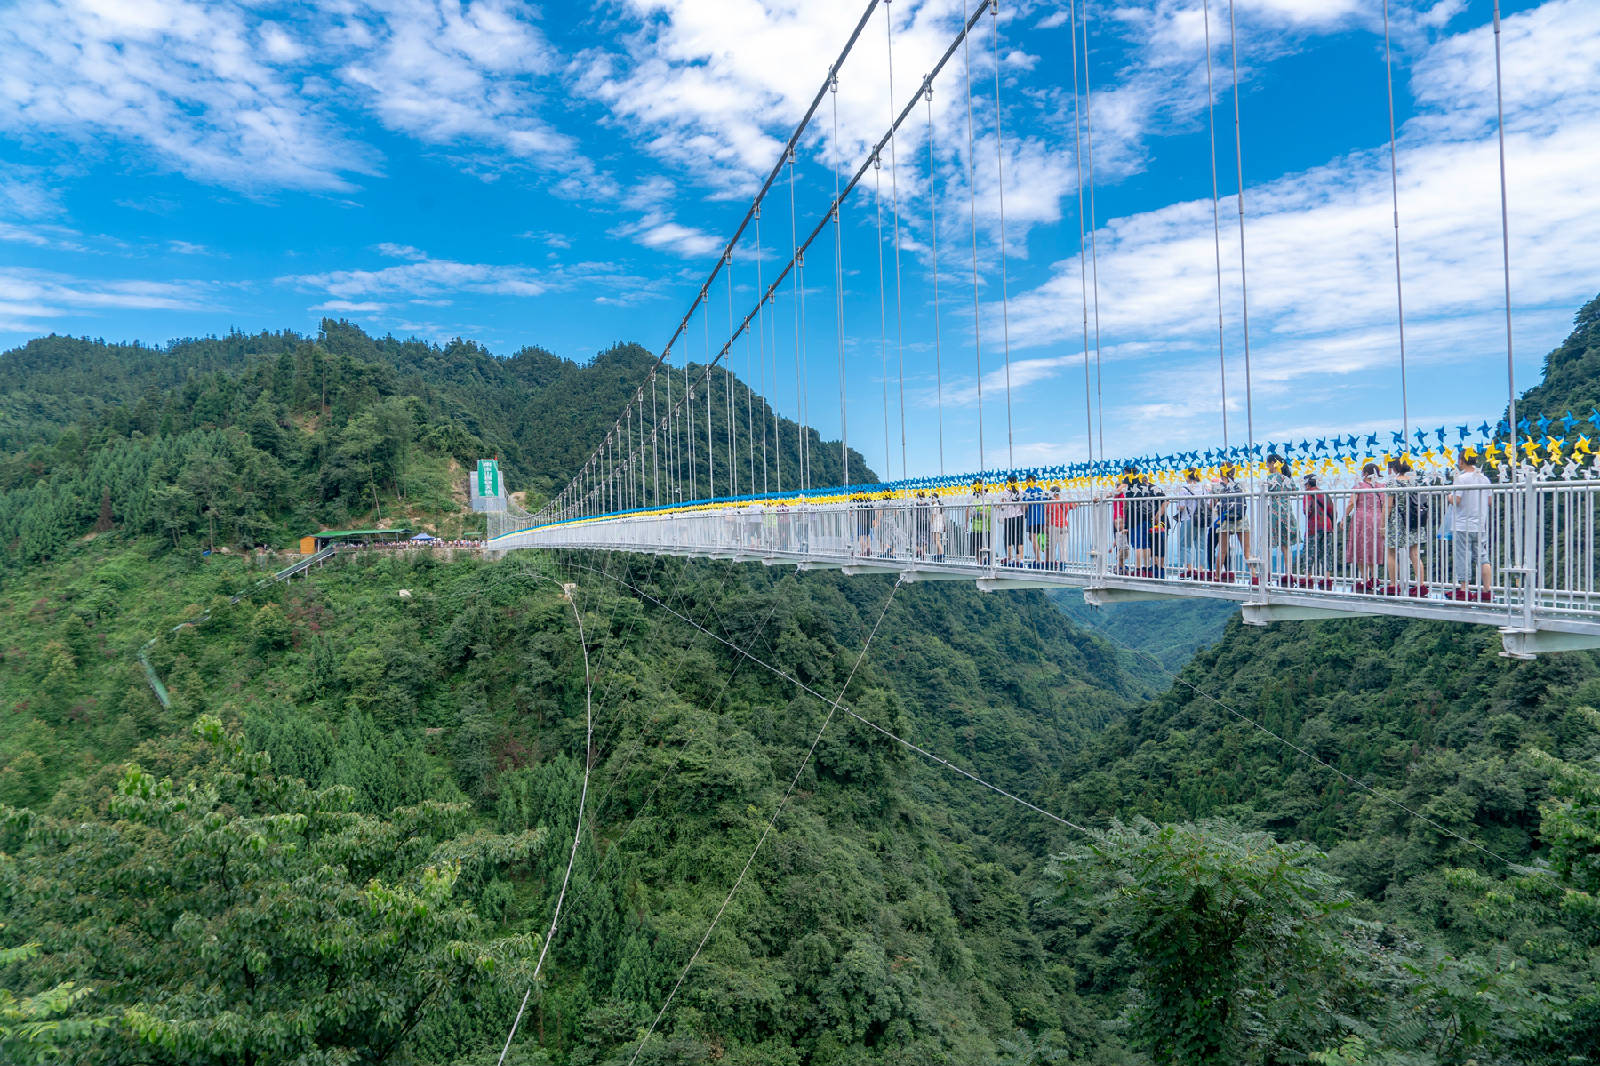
[962,0,986,476]
[704,293,715,498]
[1491,0,1517,483]
[1382,0,1410,448]
[926,79,947,476]
[886,0,908,481]
[652,375,659,506]
[684,356,691,499]
[790,152,810,492]
[832,71,851,489]
[1068,0,1094,470]
[1226,0,1258,484]
[751,209,763,493]
[876,156,892,482]
[1081,4,1105,462]
[666,362,675,503]
[726,252,737,496]
[990,1,1015,471]
[1202,0,1230,450]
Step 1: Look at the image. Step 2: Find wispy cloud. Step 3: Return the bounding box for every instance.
[0,0,604,196]
[280,244,669,309]
[332,0,592,176]
[995,0,1600,450]
[0,0,373,191]
[0,268,207,332]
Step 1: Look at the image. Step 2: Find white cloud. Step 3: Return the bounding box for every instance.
[332,0,584,171]
[0,267,206,331]
[280,245,669,308]
[994,0,1600,449]
[282,254,549,301]
[0,0,373,191]
[0,0,602,195]
[313,300,385,313]
[619,215,725,258]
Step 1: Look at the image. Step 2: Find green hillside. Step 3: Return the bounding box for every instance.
[1,302,1598,1064]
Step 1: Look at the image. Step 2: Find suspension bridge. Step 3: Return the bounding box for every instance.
[482,0,1597,661]
[474,4,1600,1060]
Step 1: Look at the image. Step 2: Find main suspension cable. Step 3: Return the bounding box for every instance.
[606,1,996,507]
[540,0,886,521]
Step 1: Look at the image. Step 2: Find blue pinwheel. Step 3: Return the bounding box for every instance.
[1365,434,1379,448]
[1561,411,1577,434]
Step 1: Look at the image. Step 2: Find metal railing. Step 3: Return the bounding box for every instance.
[498,477,1600,650]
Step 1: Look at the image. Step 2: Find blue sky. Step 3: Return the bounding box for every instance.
[2,0,1596,479]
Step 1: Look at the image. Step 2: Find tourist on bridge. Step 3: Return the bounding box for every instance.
[1046,484,1076,569]
[1448,451,1494,601]
[1265,454,1301,579]
[1023,475,1049,566]
[1000,478,1026,566]
[1384,457,1428,592]
[1211,464,1250,576]
[1123,466,1163,574]
[1302,473,1336,578]
[1110,472,1131,570]
[878,491,899,558]
[1168,469,1206,572]
[853,493,873,556]
[1344,462,1385,589]
[967,482,992,565]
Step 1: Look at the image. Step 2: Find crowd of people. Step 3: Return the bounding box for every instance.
[338,537,483,552]
[825,450,1500,601]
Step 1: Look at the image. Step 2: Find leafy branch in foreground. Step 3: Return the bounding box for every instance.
[1,716,545,1065]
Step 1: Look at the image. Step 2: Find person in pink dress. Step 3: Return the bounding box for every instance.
[1343,462,1384,588]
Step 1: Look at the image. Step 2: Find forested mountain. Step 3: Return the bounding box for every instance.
[1,301,1598,1064]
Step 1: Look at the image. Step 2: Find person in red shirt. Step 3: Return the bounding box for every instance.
[1302,473,1335,577]
[1045,484,1076,568]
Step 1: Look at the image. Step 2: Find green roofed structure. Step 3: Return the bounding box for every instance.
[298,529,410,553]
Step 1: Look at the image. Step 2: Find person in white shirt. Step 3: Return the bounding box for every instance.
[1168,468,1205,571]
[1448,451,1494,600]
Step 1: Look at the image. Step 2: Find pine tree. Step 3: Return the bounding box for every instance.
[93,487,113,533]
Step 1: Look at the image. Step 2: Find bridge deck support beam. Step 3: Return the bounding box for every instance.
[1498,627,1600,660]
[1083,587,1190,606]
[1241,602,1376,627]
[900,568,980,583]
